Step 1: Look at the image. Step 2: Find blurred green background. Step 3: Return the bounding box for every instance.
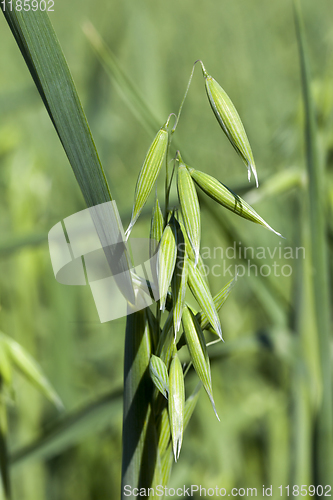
[0,0,332,498]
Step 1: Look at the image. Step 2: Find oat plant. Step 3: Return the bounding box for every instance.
[121,60,281,496]
[1,3,281,497]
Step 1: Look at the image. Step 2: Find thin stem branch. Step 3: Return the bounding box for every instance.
[171,60,201,136]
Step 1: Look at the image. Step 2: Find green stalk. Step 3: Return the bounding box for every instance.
[290,195,317,487]
[293,0,332,486]
[121,310,161,498]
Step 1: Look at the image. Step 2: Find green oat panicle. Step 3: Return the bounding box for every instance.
[187,259,223,340]
[150,197,164,258]
[172,252,188,338]
[182,307,219,420]
[125,123,168,238]
[170,216,188,337]
[177,214,209,286]
[157,309,177,369]
[200,61,259,188]
[189,168,282,236]
[157,224,177,311]
[168,353,185,461]
[177,158,201,265]
[149,198,165,293]
[149,354,169,399]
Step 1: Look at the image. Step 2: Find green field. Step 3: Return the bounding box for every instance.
[0,0,332,498]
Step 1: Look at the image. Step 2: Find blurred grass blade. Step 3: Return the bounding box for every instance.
[197,278,235,331]
[245,168,303,206]
[198,192,290,314]
[184,383,202,428]
[0,339,12,388]
[0,233,46,257]
[293,0,333,485]
[177,161,201,265]
[83,22,160,136]
[1,3,112,208]
[187,259,223,340]
[182,307,219,419]
[168,354,185,461]
[189,168,281,236]
[10,388,122,467]
[149,355,169,399]
[0,333,63,411]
